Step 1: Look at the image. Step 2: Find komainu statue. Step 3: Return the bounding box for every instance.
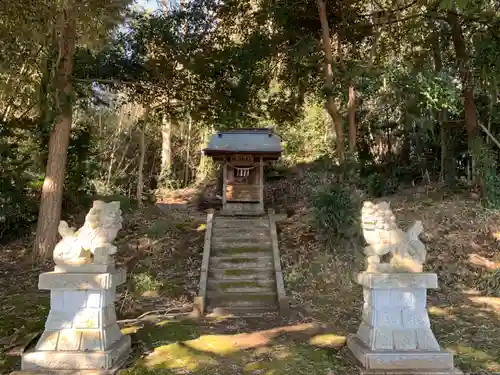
[361,201,427,273]
[53,200,123,266]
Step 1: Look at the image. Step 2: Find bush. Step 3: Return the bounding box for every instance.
[0,128,40,242]
[363,172,398,198]
[472,140,500,209]
[311,184,360,240]
[364,173,386,197]
[475,269,500,297]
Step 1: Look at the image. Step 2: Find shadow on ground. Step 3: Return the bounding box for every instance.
[429,292,500,374]
[120,317,354,375]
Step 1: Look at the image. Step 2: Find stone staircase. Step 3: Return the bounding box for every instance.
[202,214,285,316]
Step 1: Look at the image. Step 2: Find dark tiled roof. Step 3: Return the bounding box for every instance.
[204,128,282,154]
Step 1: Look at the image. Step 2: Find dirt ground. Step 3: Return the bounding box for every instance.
[0,185,499,374]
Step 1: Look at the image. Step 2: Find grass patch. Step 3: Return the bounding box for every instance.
[133,320,201,345]
[130,273,164,296]
[0,293,50,373]
[143,220,173,239]
[122,320,353,375]
[309,334,347,348]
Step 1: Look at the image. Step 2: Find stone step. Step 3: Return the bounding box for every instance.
[213,219,269,229]
[211,246,272,256]
[209,267,274,280]
[206,305,279,316]
[209,255,273,269]
[219,210,265,217]
[211,240,272,251]
[211,228,270,239]
[206,291,278,307]
[207,278,276,293]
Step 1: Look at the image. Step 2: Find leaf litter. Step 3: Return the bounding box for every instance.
[0,184,500,374]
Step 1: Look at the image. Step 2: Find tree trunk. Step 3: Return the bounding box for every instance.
[36,47,56,172]
[196,128,210,183]
[316,0,344,163]
[486,79,496,145]
[160,113,172,178]
[431,18,455,185]
[33,4,76,262]
[347,85,356,152]
[137,107,149,207]
[447,10,478,150]
[184,114,192,186]
[161,0,168,14]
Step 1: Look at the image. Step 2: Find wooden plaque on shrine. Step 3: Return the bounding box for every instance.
[230,154,254,166]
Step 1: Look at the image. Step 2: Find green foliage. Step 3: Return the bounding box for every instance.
[65,120,100,195]
[475,269,500,297]
[0,124,40,241]
[472,140,500,209]
[131,272,163,296]
[144,219,172,239]
[279,99,331,165]
[364,173,389,198]
[1,0,500,246]
[311,184,359,240]
[416,71,461,113]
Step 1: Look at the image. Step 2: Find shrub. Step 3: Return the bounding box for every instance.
[311,183,360,240]
[364,173,386,197]
[363,172,398,198]
[472,140,500,209]
[475,269,500,297]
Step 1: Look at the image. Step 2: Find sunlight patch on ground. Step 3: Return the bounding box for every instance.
[469,296,500,314]
[447,343,500,372]
[144,342,217,370]
[468,254,500,270]
[123,320,353,375]
[184,335,245,355]
[309,334,346,348]
[121,326,141,335]
[428,306,450,317]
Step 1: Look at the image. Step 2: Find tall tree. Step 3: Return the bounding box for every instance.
[446,9,478,151]
[316,0,345,162]
[31,0,132,261]
[33,1,77,261]
[348,85,356,152]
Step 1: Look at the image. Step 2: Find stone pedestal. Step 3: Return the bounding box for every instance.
[21,265,131,373]
[347,273,462,375]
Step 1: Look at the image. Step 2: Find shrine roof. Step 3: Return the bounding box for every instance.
[204,128,282,156]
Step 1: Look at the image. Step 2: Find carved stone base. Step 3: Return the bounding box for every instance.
[348,335,462,374]
[21,335,130,372]
[20,269,130,373]
[348,272,462,375]
[54,264,115,274]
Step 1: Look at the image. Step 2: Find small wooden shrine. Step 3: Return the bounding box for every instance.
[203,128,282,215]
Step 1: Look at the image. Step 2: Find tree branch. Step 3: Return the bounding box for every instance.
[359,0,420,19]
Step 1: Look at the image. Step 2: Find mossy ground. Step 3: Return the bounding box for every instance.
[120,318,350,375]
